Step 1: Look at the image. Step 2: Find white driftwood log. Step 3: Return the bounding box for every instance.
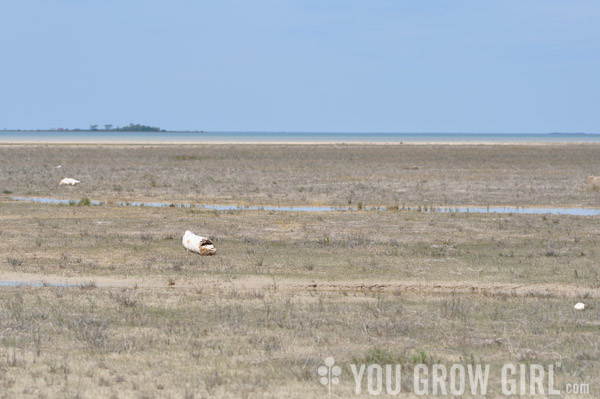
[59,178,80,186]
[182,230,216,255]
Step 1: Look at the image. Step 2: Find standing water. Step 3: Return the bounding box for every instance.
[8,197,600,216]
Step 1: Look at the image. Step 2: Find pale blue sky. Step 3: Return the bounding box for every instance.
[1,1,599,132]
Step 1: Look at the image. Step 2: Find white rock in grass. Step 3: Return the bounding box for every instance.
[182,230,216,255]
[574,302,585,311]
[59,178,80,186]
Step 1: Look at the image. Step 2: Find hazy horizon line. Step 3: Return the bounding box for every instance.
[2,129,599,135]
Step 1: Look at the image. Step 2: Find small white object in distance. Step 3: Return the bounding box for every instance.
[59,178,80,185]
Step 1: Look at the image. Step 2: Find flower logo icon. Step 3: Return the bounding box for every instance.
[318,357,341,395]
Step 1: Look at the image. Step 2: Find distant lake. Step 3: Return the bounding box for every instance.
[1,131,600,143]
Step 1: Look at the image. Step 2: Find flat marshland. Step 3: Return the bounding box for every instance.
[0,144,599,398]
[2,143,600,207]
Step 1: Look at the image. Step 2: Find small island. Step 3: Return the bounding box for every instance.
[89,123,162,132]
[4,123,205,133]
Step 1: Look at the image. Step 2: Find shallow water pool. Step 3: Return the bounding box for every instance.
[8,196,600,216]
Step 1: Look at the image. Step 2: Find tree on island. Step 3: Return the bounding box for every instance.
[114,123,161,132]
[58,123,163,132]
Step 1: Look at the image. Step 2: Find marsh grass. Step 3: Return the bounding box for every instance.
[7,257,24,267]
[1,144,599,207]
[1,202,599,287]
[1,144,599,397]
[109,289,138,307]
[0,289,597,397]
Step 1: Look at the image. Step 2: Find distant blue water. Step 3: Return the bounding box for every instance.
[10,197,600,216]
[1,131,600,143]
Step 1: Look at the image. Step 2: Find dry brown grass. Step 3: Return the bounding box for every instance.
[0,144,599,398]
[0,286,597,398]
[1,143,600,207]
[1,202,599,287]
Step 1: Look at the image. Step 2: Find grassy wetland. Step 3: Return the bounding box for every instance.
[0,144,599,398]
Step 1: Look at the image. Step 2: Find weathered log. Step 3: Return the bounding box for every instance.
[182,230,216,255]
